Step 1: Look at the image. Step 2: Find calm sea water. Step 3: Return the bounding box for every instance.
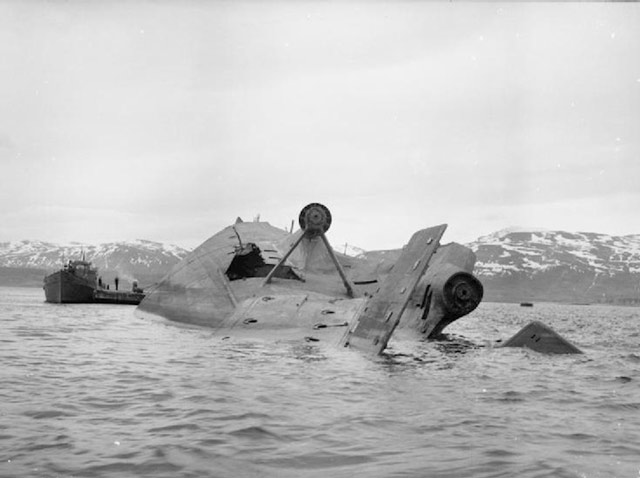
[1,286,639,478]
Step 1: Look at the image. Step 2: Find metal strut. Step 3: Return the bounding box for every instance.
[262,203,355,298]
[262,232,306,286]
[319,231,354,298]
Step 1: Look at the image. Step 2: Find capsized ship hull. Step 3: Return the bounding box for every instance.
[137,203,485,355]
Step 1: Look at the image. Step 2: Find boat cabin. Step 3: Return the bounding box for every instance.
[64,260,98,283]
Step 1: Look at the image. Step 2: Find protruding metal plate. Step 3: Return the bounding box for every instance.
[340,224,447,355]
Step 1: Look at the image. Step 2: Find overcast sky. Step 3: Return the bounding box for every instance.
[1,1,638,250]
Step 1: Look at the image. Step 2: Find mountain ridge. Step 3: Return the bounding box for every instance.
[0,239,189,288]
[2,230,639,305]
[468,229,640,305]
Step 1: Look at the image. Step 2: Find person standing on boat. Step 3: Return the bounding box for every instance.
[115,276,119,291]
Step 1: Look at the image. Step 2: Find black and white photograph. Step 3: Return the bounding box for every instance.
[1,1,639,477]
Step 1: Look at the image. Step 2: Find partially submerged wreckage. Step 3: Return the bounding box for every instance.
[137,203,581,355]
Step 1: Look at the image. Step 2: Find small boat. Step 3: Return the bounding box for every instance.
[520,302,534,307]
[43,257,145,305]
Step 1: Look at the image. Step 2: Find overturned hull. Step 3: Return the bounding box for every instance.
[137,204,483,354]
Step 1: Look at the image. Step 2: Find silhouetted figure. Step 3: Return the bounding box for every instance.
[114,277,119,291]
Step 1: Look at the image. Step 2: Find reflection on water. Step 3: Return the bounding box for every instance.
[1,287,639,478]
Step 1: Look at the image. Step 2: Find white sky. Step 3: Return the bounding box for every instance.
[1,1,639,250]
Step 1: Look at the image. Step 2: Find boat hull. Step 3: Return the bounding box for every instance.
[93,289,145,305]
[43,270,96,304]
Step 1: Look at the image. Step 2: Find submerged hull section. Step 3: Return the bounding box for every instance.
[43,270,96,304]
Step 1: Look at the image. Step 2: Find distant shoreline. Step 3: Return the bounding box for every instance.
[0,267,47,288]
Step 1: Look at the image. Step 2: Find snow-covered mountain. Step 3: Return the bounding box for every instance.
[469,230,640,304]
[3,230,640,305]
[0,240,189,287]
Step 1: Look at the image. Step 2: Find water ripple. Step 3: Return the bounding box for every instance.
[2,290,640,478]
